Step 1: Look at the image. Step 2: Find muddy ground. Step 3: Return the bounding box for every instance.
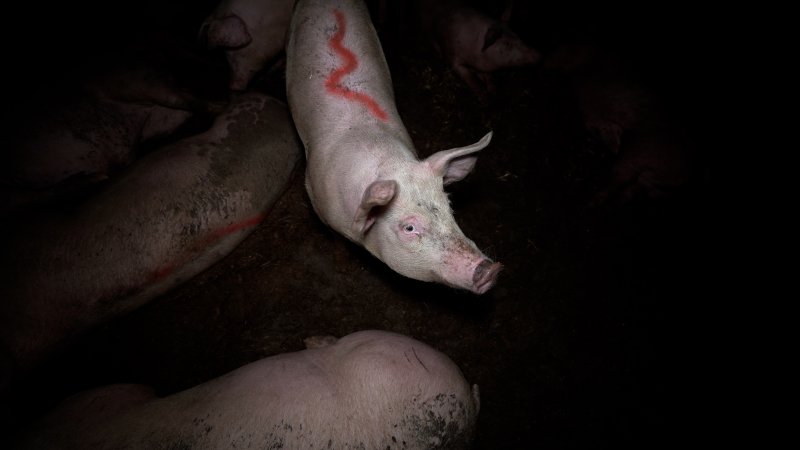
[2,1,719,448]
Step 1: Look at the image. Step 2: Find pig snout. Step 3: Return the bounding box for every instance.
[472,259,502,294]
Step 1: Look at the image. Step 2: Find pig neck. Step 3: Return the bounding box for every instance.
[306,124,417,244]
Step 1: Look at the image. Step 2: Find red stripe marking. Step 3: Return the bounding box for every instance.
[325,9,388,122]
[150,213,265,282]
[210,213,264,239]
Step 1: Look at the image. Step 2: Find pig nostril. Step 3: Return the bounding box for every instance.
[473,259,493,285]
[472,260,502,294]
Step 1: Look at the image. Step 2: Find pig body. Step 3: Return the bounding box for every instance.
[0,93,301,379]
[413,0,540,98]
[200,0,296,90]
[286,0,501,294]
[17,330,480,449]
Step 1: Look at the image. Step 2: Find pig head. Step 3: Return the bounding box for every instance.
[415,0,540,98]
[200,0,295,90]
[287,0,501,294]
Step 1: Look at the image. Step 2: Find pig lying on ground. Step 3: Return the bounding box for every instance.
[287,0,502,294]
[412,0,540,99]
[200,0,296,90]
[0,93,301,386]
[15,330,480,449]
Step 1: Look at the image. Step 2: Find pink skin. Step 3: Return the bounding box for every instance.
[357,142,502,294]
[287,0,502,294]
[21,331,480,449]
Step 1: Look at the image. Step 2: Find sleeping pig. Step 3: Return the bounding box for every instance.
[16,330,480,449]
[0,93,301,384]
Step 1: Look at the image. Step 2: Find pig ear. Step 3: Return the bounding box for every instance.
[353,180,397,235]
[482,24,504,51]
[425,132,493,185]
[500,0,514,23]
[202,15,252,50]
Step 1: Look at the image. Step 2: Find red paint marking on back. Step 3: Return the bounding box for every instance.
[149,213,265,283]
[210,213,264,239]
[325,9,389,122]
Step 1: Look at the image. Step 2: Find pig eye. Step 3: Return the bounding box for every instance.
[402,224,416,234]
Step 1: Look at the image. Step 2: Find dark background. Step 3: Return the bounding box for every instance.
[2,0,723,448]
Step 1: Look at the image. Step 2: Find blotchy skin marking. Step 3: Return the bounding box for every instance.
[325,9,388,122]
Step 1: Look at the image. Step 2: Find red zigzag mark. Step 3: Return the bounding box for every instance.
[325,9,389,122]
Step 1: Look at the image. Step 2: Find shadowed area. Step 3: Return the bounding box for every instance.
[1,0,722,448]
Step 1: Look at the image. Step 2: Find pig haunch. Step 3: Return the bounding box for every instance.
[16,331,480,449]
[287,0,502,294]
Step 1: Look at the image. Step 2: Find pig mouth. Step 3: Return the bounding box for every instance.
[471,260,503,295]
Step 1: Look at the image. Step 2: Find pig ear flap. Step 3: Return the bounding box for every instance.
[352,180,397,235]
[426,132,493,186]
[201,15,252,50]
[482,25,504,51]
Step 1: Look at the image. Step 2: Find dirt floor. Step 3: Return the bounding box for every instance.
[1,1,717,448]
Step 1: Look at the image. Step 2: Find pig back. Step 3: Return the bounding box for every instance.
[286,0,408,152]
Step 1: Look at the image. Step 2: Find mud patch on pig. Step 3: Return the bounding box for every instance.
[395,393,476,449]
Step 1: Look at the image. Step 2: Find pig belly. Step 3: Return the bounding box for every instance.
[0,93,301,380]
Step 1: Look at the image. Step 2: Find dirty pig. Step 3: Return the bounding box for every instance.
[16,330,480,449]
[286,0,502,294]
[0,93,301,383]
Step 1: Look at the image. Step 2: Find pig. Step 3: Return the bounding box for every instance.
[545,43,693,205]
[1,53,219,216]
[0,93,301,385]
[412,0,541,99]
[200,0,296,90]
[15,330,481,449]
[286,0,502,294]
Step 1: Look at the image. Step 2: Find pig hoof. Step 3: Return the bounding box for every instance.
[472,260,502,294]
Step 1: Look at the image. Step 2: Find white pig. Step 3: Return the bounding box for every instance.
[200,0,296,90]
[16,330,481,449]
[0,93,301,383]
[286,0,502,294]
[413,0,541,99]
